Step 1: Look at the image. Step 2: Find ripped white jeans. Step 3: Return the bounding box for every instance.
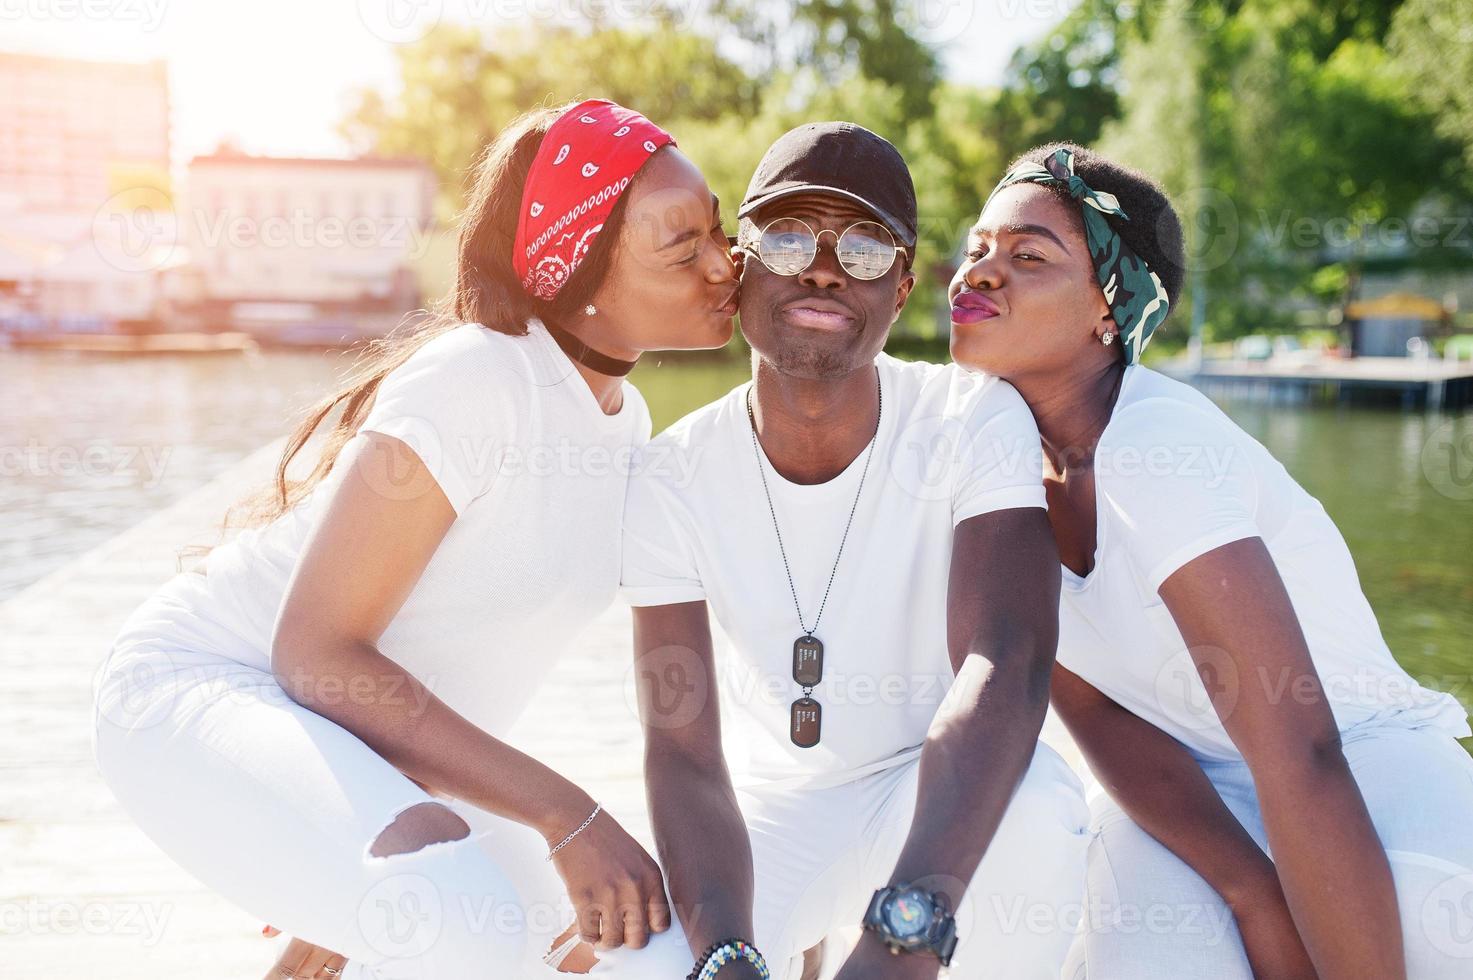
[91,640,690,979]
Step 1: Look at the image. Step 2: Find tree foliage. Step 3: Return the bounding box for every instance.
[343,0,1473,342]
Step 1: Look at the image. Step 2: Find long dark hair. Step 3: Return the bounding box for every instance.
[218,102,642,536]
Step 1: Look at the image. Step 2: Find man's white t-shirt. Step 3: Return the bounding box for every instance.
[620,354,1046,789]
[1058,365,1470,760]
[114,320,651,741]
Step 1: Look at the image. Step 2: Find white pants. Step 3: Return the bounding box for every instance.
[92,640,683,979]
[93,630,1087,979]
[1061,724,1473,980]
[609,741,1092,980]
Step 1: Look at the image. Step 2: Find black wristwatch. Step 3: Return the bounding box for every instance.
[861,882,959,966]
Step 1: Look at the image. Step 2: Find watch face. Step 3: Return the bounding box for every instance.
[884,890,931,939]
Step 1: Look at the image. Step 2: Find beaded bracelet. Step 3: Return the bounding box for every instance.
[687,938,770,980]
[686,939,730,980]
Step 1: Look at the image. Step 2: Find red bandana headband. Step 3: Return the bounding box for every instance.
[513,100,676,301]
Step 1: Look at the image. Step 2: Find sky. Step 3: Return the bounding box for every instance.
[0,0,1072,166]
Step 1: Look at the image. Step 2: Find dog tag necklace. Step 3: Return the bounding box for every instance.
[745,371,881,748]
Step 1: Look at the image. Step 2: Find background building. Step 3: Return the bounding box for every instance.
[0,53,171,213]
[180,152,435,343]
[0,52,172,333]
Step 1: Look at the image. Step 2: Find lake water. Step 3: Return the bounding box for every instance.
[4,347,1470,717]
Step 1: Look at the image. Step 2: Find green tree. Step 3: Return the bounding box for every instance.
[341,23,757,216]
[1098,0,1463,342]
[342,1,1471,344]
[992,0,1127,162]
[1389,0,1473,179]
[700,0,941,117]
[341,14,1006,337]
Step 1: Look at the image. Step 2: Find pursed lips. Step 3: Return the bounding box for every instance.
[950,291,1001,325]
[779,299,858,332]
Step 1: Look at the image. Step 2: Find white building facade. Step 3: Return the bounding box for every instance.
[181,153,435,340]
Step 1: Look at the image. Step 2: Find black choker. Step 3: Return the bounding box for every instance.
[542,319,639,377]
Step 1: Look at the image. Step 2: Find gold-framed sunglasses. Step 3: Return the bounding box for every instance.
[730,217,909,281]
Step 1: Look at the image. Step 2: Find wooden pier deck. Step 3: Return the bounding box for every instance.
[1178,355,1473,410]
[0,439,1082,978]
[3,331,260,356]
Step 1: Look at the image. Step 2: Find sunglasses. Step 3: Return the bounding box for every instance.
[730,217,909,281]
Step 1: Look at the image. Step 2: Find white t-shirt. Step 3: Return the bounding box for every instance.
[620,354,1046,789]
[117,320,651,740]
[1058,365,1470,761]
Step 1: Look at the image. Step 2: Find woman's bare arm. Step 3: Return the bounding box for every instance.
[271,431,594,838]
[1051,664,1316,979]
[271,431,669,950]
[1159,536,1403,980]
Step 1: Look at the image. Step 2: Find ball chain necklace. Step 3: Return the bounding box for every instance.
[745,369,882,748]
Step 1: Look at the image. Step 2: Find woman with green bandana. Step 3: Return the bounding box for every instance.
[948,143,1473,979]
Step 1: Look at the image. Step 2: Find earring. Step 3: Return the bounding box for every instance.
[584,304,597,316]
[1102,331,1115,346]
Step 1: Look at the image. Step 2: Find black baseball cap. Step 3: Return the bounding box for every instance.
[738,121,918,248]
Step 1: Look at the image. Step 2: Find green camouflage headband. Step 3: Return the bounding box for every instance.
[985,148,1170,364]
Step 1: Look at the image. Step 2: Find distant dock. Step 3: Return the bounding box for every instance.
[1167,356,1473,410]
[4,331,259,355]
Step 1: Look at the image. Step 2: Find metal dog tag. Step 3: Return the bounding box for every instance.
[792,635,824,687]
[791,696,822,748]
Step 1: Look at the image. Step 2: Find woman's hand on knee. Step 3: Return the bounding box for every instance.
[548,809,671,952]
[262,933,348,980]
[1232,883,1317,980]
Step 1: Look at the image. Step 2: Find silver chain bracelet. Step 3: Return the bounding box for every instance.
[546,802,602,860]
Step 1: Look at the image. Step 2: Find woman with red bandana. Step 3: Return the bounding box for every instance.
[91,100,740,979]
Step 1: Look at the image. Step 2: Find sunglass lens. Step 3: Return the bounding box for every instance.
[837,222,897,280]
[759,218,816,276]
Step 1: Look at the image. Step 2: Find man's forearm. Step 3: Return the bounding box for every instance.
[647,746,756,956]
[887,646,1051,895]
[886,509,1062,899]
